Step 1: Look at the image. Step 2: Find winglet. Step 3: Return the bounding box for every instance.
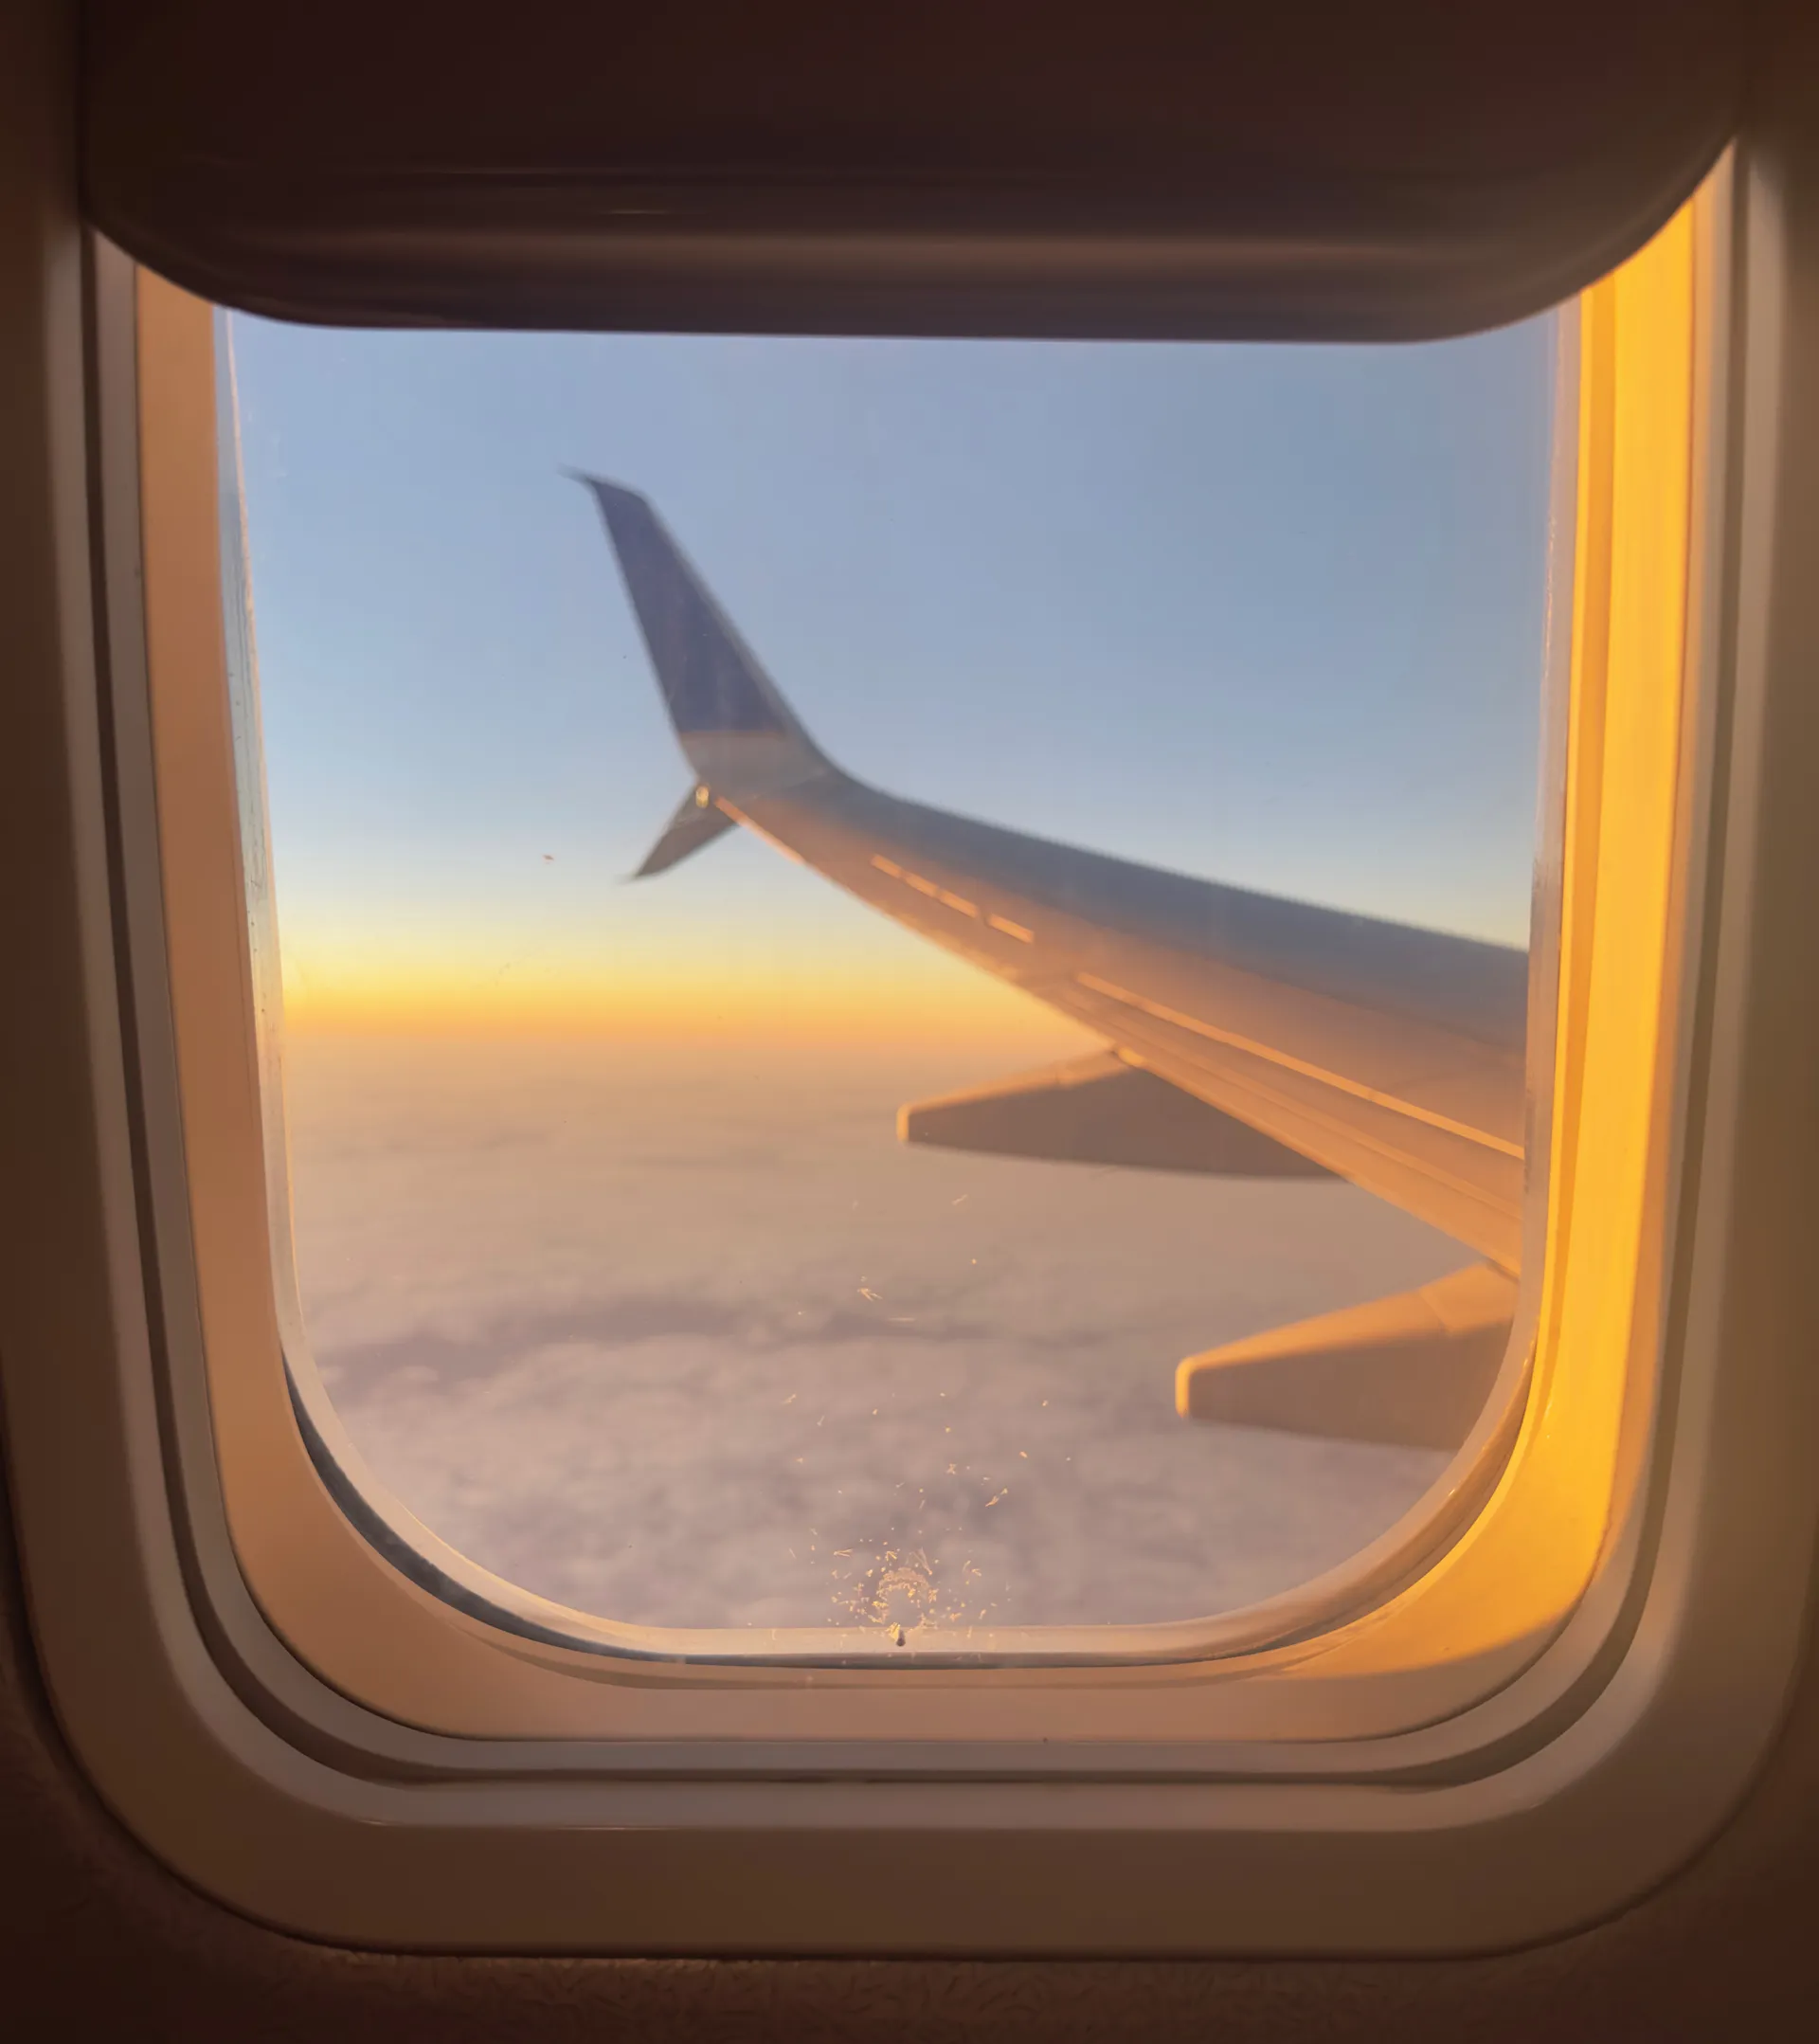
[632,783,741,878]
[573,475,826,780]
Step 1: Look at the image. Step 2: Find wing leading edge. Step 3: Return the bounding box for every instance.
[580,477,1529,1443]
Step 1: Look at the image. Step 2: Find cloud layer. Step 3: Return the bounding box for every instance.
[286,1032,1474,1631]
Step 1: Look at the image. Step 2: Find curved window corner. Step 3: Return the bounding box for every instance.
[16,139,1819,1951]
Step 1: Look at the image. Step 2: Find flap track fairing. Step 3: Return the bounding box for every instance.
[899,1052,1334,1178]
[1175,1262,1518,1450]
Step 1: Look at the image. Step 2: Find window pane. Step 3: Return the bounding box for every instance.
[225,318,1556,1645]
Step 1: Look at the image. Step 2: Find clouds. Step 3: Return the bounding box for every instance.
[326,1320,1453,1630]
[287,1031,1472,1631]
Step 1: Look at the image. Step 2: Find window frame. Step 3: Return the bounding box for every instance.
[4,145,1816,1952]
[142,177,1693,1724]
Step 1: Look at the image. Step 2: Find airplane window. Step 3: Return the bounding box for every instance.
[221,317,1556,1648]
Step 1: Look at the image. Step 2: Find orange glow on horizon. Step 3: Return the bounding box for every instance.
[278,954,1097,1049]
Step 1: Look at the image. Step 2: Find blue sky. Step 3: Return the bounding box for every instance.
[227,312,1558,1031]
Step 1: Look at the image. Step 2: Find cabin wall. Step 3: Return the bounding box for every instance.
[3,1,1818,2032]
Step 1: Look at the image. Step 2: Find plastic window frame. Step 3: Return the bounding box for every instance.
[8,144,1818,1952]
[140,172,1689,1733]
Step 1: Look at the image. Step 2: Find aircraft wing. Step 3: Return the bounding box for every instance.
[580,478,1530,1442]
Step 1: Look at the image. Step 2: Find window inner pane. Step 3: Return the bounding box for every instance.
[225,319,1556,1642]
